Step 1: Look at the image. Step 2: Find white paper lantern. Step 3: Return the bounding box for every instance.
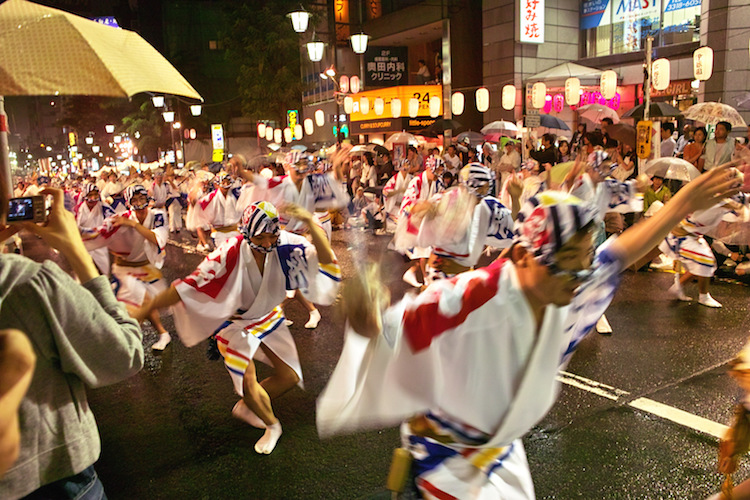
[564,78,580,106]
[429,95,441,118]
[476,87,490,112]
[284,127,293,143]
[408,98,420,118]
[600,70,618,100]
[304,118,314,135]
[344,96,354,114]
[502,85,516,110]
[315,109,325,127]
[451,92,464,116]
[339,75,350,93]
[294,124,303,139]
[265,127,273,141]
[273,128,282,144]
[257,123,266,137]
[652,58,671,91]
[350,76,360,94]
[391,98,402,118]
[693,46,713,81]
[531,82,546,109]
[374,97,385,116]
[360,97,370,115]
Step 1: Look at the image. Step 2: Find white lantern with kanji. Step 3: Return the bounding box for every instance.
[652,58,671,91]
[294,124,303,139]
[344,96,354,114]
[374,97,385,116]
[273,128,282,143]
[257,123,266,137]
[315,109,325,127]
[350,76,360,93]
[531,82,546,109]
[391,98,402,118]
[265,127,273,142]
[429,95,441,118]
[476,87,490,112]
[693,46,713,81]
[284,127,293,143]
[600,70,617,100]
[304,118,314,135]
[451,92,464,116]
[408,98,419,118]
[564,78,580,106]
[502,85,516,110]
[360,97,370,115]
[339,75,350,93]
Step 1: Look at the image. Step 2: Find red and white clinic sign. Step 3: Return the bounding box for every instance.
[520,0,544,44]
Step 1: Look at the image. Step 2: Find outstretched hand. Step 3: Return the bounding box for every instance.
[279,202,313,223]
[681,163,742,213]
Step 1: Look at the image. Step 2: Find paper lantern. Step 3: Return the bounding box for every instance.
[315,109,325,127]
[273,128,282,143]
[257,123,266,137]
[294,124,303,139]
[502,85,516,110]
[553,94,564,113]
[344,96,354,114]
[408,98,419,118]
[531,82,546,109]
[339,75,350,93]
[304,118,314,135]
[564,78,580,106]
[693,46,713,81]
[265,127,273,141]
[429,95,441,118]
[652,58,671,91]
[451,92,464,116]
[360,97,370,115]
[283,127,293,143]
[374,97,385,116]
[350,76,360,94]
[391,98,402,118]
[600,70,618,100]
[476,87,490,112]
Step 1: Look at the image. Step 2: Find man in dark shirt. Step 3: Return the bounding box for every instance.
[528,133,559,166]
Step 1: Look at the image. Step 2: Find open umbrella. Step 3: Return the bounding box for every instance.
[455,131,485,147]
[644,157,701,182]
[481,120,518,136]
[0,0,203,206]
[385,132,419,148]
[369,143,389,156]
[606,123,636,148]
[684,102,747,128]
[539,114,570,131]
[577,103,620,124]
[418,118,463,137]
[621,102,683,120]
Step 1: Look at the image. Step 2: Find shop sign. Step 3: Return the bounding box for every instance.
[664,0,700,12]
[349,85,442,122]
[649,80,693,97]
[349,117,437,134]
[520,0,545,43]
[364,46,408,88]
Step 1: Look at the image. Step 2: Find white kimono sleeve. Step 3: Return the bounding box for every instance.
[276,232,341,305]
[143,209,169,269]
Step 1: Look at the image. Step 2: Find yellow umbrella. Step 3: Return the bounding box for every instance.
[549,161,576,185]
[0,0,201,99]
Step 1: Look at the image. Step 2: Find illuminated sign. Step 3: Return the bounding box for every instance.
[334,0,350,42]
[520,0,545,43]
[368,0,382,19]
[349,85,442,122]
[211,124,224,150]
[93,17,120,28]
[365,46,407,88]
[350,117,437,134]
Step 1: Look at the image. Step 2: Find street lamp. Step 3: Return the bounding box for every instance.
[287,7,310,33]
[306,34,325,62]
[152,95,165,108]
[350,32,369,54]
[105,124,115,133]
[162,111,175,123]
[190,104,202,116]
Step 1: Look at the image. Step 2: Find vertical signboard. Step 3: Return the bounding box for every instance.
[364,46,408,88]
[334,0,350,42]
[211,124,224,162]
[520,0,545,43]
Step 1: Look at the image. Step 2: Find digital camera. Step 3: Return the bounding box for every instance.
[7,196,47,224]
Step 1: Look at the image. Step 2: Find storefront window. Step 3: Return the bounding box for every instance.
[581,0,700,58]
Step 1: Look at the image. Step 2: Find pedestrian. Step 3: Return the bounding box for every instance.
[684,126,707,172]
[660,122,677,157]
[704,121,735,170]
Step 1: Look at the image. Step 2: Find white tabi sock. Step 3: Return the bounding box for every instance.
[254,422,282,454]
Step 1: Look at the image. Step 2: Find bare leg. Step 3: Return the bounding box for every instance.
[294,291,321,328]
[294,290,316,313]
[241,361,283,454]
[258,343,300,399]
[680,271,694,287]
[148,309,168,334]
[697,276,710,294]
[706,478,750,500]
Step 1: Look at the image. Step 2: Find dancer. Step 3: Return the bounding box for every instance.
[75,184,114,275]
[319,165,741,499]
[382,160,413,231]
[83,185,172,350]
[197,173,244,248]
[136,202,341,454]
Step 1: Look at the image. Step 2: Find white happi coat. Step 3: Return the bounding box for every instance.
[172,233,342,394]
[198,187,244,244]
[317,246,622,499]
[240,173,349,236]
[84,208,169,307]
[75,200,114,274]
[102,181,128,214]
[417,190,515,268]
[382,171,413,224]
[393,171,444,258]
[149,181,169,208]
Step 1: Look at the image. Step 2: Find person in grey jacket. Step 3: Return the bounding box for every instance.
[0,188,144,499]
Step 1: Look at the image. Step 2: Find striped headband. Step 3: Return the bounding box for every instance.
[240,201,280,239]
[426,156,445,172]
[124,185,149,204]
[513,191,597,266]
[83,183,100,196]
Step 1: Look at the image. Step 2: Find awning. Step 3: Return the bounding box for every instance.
[526,62,612,86]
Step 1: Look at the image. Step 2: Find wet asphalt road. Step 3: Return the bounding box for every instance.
[81,228,750,499]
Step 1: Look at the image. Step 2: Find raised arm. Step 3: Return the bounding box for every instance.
[282,204,335,265]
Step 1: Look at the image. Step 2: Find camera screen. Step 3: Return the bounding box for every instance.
[7,198,34,222]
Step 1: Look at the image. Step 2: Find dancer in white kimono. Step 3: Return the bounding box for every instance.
[318,165,741,500]
[75,183,114,275]
[197,173,244,248]
[236,149,350,329]
[382,161,413,230]
[83,185,172,350]
[136,201,341,454]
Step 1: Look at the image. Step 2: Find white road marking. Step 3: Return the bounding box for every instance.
[558,371,729,439]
